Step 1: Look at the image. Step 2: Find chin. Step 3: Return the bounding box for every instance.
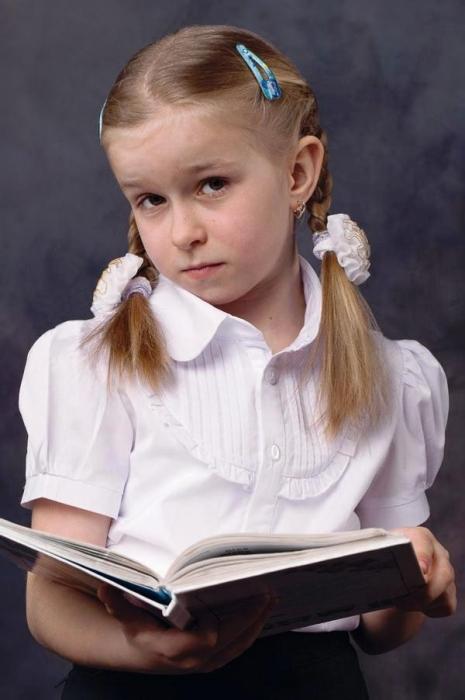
[180,283,240,307]
[190,289,236,306]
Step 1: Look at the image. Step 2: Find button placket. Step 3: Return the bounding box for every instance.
[242,365,285,532]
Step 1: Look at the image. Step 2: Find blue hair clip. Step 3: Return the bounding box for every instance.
[98,97,107,140]
[235,43,282,101]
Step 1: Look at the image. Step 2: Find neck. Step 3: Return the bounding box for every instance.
[217,250,306,354]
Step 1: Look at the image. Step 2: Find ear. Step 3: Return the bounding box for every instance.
[287,136,325,208]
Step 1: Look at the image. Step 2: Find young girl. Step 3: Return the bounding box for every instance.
[19,24,456,699]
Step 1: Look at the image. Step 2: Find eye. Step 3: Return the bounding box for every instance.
[136,176,228,211]
[200,176,228,196]
[138,194,165,210]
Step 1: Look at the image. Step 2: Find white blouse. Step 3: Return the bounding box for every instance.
[19,256,449,633]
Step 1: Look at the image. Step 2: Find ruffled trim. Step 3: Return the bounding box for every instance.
[278,423,362,499]
[147,393,364,498]
[147,396,254,488]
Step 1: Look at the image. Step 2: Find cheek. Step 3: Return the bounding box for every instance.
[135,219,164,256]
[217,206,267,250]
[224,213,281,259]
[228,184,286,240]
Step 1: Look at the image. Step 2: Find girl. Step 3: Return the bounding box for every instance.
[19,24,456,699]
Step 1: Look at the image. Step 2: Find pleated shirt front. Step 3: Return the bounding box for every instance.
[19,256,449,632]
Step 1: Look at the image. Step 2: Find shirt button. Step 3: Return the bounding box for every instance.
[270,444,281,461]
[266,368,278,385]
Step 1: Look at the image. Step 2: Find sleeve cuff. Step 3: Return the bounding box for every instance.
[21,473,123,519]
[357,492,430,529]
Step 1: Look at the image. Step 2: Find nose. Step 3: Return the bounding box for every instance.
[170,203,208,250]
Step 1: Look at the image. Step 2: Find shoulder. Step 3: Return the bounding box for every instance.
[378,334,448,406]
[23,318,107,380]
[371,332,449,466]
[19,318,113,421]
[19,319,134,519]
[25,318,100,357]
[356,334,449,528]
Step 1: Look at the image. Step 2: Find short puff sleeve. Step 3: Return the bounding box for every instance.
[19,321,134,518]
[356,339,449,528]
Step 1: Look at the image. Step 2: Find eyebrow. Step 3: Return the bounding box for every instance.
[120,160,238,190]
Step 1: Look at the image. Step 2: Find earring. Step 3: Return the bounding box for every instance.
[293,200,306,220]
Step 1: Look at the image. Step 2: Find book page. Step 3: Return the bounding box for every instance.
[172,542,425,637]
[166,527,388,578]
[0,518,160,585]
[167,534,409,589]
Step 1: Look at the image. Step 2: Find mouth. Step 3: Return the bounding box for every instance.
[181,262,224,279]
[183,262,222,270]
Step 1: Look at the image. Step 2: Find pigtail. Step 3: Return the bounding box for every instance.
[81,213,170,391]
[94,24,392,433]
[305,130,392,440]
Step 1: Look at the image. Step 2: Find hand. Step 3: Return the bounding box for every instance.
[390,526,457,618]
[97,584,276,674]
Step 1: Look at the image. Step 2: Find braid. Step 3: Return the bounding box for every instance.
[301,129,391,440]
[128,213,158,286]
[81,213,169,391]
[308,129,333,233]
[89,23,392,439]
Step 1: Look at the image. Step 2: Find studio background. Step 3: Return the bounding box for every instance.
[1,1,463,698]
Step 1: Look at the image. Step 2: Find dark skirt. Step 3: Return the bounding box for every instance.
[60,630,370,699]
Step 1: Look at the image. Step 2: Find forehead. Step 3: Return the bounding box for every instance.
[105,105,268,183]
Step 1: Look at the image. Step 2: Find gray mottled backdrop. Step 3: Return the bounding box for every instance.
[1,0,464,697]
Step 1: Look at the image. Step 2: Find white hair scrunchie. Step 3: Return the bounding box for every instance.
[90,253,148,318]
[312,213,371,285]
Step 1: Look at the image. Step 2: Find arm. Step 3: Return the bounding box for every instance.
[350,526,457,655]
[26,498,135,668]
[27,498,276,673]
[350,608,425,655]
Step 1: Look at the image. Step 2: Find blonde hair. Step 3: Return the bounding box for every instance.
[84,24,392,440]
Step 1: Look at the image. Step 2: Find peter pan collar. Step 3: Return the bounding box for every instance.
[150,255,322,362]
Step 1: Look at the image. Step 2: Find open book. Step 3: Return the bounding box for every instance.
[0,518,425,636]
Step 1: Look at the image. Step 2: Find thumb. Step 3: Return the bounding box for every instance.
[418,555,432,578]
[96,583,157,625]
[97,583,172,638]
[97,583,129,617]
[412,538,434,581]
[390,527,434,581]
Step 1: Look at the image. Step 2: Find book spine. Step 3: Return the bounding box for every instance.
[163,593,195,630]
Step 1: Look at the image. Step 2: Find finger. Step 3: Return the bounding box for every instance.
[122,590,157,612]
[411,529,435,579]
[96,582,118,614]
[97,584,168,630]
[425,581,457,618]
[199,596,276,673]
[163,594,273,667]
[418,531,453,584]
[424,556,456,603]
[397,557,456,615]
[97,584,134,619]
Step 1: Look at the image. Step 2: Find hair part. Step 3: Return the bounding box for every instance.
[85,23,391,439]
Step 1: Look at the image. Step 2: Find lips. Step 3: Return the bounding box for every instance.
[182,262,222,271]
[181,262,225,279]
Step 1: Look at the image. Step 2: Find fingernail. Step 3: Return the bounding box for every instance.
[419,559,430,576]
